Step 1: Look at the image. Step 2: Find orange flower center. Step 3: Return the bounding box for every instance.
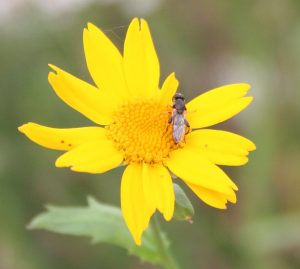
[106,99,179,164]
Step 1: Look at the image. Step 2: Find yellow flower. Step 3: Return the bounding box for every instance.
[18,18,255,245]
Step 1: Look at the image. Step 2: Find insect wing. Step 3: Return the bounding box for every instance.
[172,114,185,144]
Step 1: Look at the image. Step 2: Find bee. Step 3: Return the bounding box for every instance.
[168,93,190,144]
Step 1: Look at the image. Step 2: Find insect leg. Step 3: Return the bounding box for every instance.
[165,113,174,135]
[184,118,190,127]
[184,119,191,136]
[168,110,175,124]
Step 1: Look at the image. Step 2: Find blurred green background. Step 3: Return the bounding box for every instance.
[1,0,300,268]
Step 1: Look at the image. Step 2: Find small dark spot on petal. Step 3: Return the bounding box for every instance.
[204,144,208,148]
[61,140,65,143]
[68,144,72,147]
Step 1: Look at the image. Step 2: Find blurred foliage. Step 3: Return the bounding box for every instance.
[1,0,300,269]
[28,197,169,266]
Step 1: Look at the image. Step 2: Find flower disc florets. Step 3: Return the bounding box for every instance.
[107,99,176,164]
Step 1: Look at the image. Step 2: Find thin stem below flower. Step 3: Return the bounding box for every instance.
[152,215,180,269]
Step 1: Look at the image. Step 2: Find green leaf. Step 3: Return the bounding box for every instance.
[28,197,168,265]
[173,183,194,221]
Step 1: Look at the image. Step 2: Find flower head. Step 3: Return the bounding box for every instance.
[19,18,255,245]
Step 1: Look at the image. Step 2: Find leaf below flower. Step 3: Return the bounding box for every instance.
[173,183,194,221]
[28,196,169,265]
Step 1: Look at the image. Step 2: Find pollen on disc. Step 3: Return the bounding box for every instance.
[106,99,177,164]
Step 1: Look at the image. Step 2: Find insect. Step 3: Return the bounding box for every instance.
[168,93,190,144]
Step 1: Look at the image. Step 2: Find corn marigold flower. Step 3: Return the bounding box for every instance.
[18,18,255,245]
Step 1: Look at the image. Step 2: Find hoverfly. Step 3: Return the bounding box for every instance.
[168,93,190,144]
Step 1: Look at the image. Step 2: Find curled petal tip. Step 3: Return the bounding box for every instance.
[232,184,238,191]
[129,17,140,30]
[55,157,64,168]
[251,144,257,151]
[133,235,142,246]
[132,17,139,22]
[234,83,251,91]
[170,72,177,80]
[164,215,173,222]
[48,71,55,83]
[86,22,98,32]
[163,208,174,221]
[240,83,251,90]
[18,124,26,133]
[48,64,59,73]
[18,122,34,133]
[83,27,88,35]
[140,18,148,28]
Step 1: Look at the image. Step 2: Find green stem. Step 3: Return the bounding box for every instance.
[152,215,180,269]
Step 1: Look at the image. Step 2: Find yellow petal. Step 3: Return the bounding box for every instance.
[186,183,237,209]
[123,18,160,98]
[48,65,114,125]
[83,23,129,101]
[121,164,153,245]
[159,72,179,105]
[186,84,252,128]
[18,122,107,151]
[166,147,238,195]
[55,140,123,174]
[142,163,174,221]
[185,129,256,166]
